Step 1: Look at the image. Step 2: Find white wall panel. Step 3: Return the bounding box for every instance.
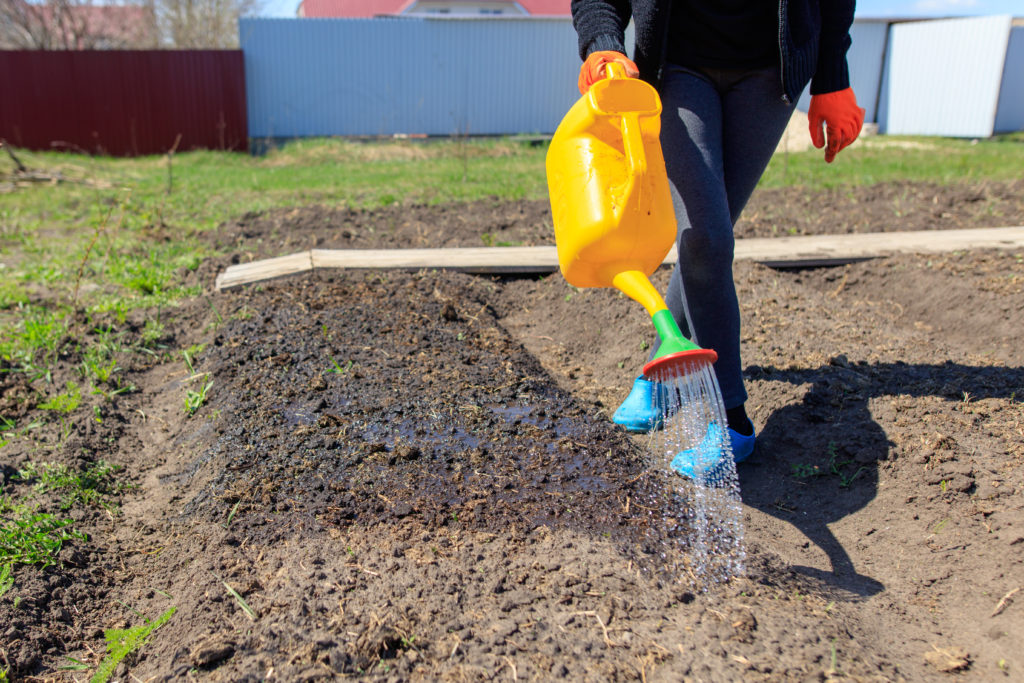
[883,15,1012,137]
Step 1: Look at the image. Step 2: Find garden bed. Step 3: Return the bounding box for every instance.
[1,180,1022,681]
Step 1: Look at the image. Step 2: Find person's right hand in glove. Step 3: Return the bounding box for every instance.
[808,87,865,163]
[578,50,640,95]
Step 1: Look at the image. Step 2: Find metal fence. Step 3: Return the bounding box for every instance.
[240,17,583,139]
[3,17,1020,153]
[243,15,1023,141]
[0,50,247,156]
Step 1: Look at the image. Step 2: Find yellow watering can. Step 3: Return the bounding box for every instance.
[546,63,717,381]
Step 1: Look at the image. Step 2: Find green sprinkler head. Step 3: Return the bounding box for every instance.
[642,309,718,382]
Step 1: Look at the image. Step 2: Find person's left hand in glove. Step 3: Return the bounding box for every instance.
[808,87,865,163]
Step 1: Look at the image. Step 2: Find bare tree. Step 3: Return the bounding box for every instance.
[0,0,157,49]
[152,0,262,48]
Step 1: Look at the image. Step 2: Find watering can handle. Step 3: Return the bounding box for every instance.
[604,61,626,79]
[600,62,648,182]
[620,113,647,179]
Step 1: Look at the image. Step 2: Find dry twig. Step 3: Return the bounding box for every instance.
[991,586,1020,617]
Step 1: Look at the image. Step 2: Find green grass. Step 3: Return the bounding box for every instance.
[0,504,86,568]
[14,460,126,510]
[761,135,1024,188]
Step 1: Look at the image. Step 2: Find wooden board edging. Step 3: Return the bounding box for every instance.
[214,226,1024,290]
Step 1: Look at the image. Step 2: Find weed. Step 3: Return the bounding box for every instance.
[0,504,85,568]
[37,381,82,414]
[1,306,68,381]
[15,460,125,510]
[791,462,822,480]
[205,296,224,330]
[184,381,213,416]
[825,638,843,677]
[0,280,29,310]
[223,500,241,527]
[180,344,206,372]
[827,444,867,488]
[91,381,134,403]
[59,657,90,672]
[791,442,866,488]
[216,574,256,621]
[0,564,12,597]
[140,318,165,347]
[231,305,254,321]
[83,357,119,384]
[92,607,176,683]
[327,358,353,375]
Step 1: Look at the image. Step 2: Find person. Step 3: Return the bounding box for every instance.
[571,0,865,469]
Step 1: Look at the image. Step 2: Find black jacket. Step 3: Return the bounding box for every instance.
[570,0,855,103]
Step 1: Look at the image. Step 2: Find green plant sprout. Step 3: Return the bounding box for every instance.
[59,657,90,672]
[185,381,213,416]
[215,573,256,621]
[91,607,176,683]
[327,358,353,375]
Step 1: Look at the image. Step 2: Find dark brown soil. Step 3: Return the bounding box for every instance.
[2,179,1022,682]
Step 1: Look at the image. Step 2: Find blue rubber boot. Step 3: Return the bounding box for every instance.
[612,376,664,433]
[670,423,756,480]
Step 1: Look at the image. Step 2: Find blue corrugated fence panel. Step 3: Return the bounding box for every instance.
[240,17,580,138]
[994,27,1024,133]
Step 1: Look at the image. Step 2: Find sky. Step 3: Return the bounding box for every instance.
[257,0,1022,20]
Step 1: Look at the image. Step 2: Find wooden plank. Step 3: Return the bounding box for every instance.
[214,251,312,290]
[311,246,559,273]
[730,227,1024,268]
[214,226,1024,290]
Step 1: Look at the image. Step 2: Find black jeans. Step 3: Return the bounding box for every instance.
[650,63,796,409]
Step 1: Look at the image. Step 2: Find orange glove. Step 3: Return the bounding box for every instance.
[808,87,865,163]
[578,50,639,95]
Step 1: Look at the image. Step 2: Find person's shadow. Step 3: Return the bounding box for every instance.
[737,358,1024,599]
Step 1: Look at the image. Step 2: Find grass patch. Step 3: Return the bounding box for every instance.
[37,381,82,414]
[0,504,86,568]
[14,460,127,510]
[91,607,176,683]
[762,134,1024,188]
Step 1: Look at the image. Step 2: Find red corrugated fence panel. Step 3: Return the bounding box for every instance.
[0,50,247,156]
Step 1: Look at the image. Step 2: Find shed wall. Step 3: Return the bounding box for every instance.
[882,15,1012,137]
[993,27,1024,133]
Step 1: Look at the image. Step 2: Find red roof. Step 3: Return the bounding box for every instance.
[299,0,569,18]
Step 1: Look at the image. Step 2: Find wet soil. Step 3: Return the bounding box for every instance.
[2,179,1023,681]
